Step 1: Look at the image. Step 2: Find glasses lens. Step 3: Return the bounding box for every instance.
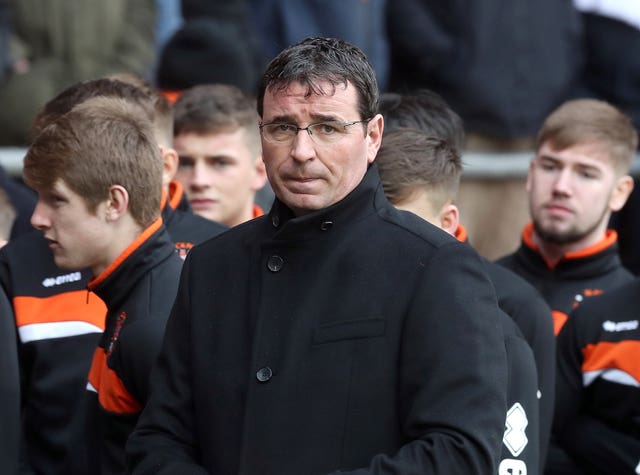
[308,122,346,143]
[262,124,296,144]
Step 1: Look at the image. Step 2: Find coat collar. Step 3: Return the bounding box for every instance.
[266,164,382,241]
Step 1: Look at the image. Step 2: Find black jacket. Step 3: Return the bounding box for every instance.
[127,165,508,474]
[457,225,555,467]
[0,285,19,474]
[0,231,105,475]
[548,278,640,474]
[499,310,540,475]
[82,219,182,474]
[497,223,633,334]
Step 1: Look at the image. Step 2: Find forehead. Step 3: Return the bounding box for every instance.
[537,140,613,170]
[48,177,73,194]
[261,81,359,121]
[174,129,257,157]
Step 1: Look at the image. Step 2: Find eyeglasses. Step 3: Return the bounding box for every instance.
[259,119,371,145]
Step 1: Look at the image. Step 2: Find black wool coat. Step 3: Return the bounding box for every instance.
[128,165,508,475]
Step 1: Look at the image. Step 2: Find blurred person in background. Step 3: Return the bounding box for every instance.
[0,0,156,146]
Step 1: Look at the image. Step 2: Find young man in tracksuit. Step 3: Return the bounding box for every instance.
[548,278,640,474]
[23,96,183,474]
[497,99,637,335]
[378,91,556,469]
[0,77,224,474]
[377,127,547,474]
[172,83,269,228]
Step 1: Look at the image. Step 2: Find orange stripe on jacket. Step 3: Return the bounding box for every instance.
[87,348,141,414]
[14,291,106,328]
[552,310,569,335]
[583,341,640,383]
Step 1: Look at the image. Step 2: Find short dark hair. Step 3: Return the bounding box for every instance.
[257,37,379,122]
[32,76,173,147]
[537,98,638,175]
[379,89,466,153]
[377,128,462,210]
[172,83,260,155]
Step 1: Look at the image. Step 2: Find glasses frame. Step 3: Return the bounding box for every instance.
[258,118,371,145]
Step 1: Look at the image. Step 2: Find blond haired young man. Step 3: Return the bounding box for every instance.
[24,96,183,474]
[497,99,637,334]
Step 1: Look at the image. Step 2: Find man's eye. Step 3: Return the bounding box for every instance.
[275,124,296,132]
[44,194,65,206]
[539,161,558,171]
[580,170,597,179]
[315,123,340,135]
[178,157,194,168]
[212,159,231,169]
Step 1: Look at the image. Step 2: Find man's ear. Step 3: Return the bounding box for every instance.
[438,202,460,236]
[105,185,129,221]
[159,145,179,187]
[610,174,634,212]
[251,155,268,191]
[366,113,384,164]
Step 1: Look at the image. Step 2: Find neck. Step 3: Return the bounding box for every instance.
[92,216,146,276]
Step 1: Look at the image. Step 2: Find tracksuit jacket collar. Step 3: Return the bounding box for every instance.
[517,222,623,278]
[87,218,175,310]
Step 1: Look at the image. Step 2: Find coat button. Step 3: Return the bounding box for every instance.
[272,215,280,227]
[320,220,333,231]
[267,255,283,272]
[256,366,273,382]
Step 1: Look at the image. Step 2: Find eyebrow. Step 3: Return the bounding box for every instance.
[267,113,343,124]
[538,154,602,172]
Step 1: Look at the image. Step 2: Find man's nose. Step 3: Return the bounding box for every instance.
[552,168,573,196]
[190,161,212,188]
[30,201,51,230]
[289,128,316,162]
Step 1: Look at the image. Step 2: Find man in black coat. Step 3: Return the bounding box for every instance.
[127,37,508,475]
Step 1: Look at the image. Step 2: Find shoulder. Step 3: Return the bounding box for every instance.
[373,202,459,250]
[572,278,640,322]
[486,259,547,306]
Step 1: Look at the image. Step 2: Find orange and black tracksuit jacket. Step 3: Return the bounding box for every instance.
[0,230,107,475]
[457,225,554,468]
[79,218,182,474]
[548,278,640,474]
[0,184,218,474]
[162,180,227,258]
[497,223,633,335]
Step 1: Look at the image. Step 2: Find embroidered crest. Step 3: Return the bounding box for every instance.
[175,241,194,260]
[106,311,127,356]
